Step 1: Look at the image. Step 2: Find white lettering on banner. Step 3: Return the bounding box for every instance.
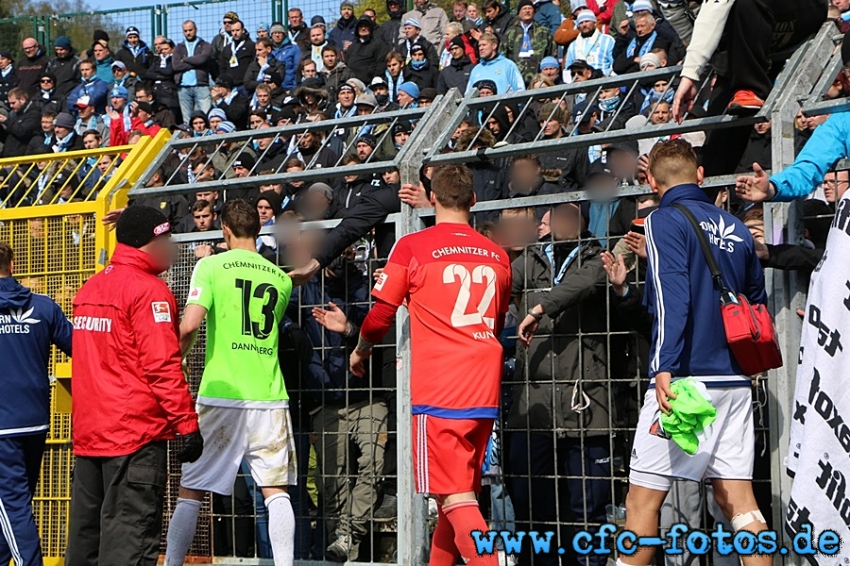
[72,316,113,332]
[151,302,172,323]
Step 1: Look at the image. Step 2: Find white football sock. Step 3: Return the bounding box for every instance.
[165,497,201,566]
[266,492,295,566]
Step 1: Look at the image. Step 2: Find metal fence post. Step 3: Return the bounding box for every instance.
[765,24,836,563]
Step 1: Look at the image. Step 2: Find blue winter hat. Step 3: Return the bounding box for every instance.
[403,18,422,28]
[398,82,420,99]
[257,22,269,33]
[216,121,236,134]
[540,56,560,70]
[631,0,654,13]
[54,35,72,50]
[110,86,128,100]
[207,108,227,121]
[576,9,597,24]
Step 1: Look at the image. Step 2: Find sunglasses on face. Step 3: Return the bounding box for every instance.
[40,79,53,83]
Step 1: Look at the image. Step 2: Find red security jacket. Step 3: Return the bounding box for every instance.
[71,244,198,457]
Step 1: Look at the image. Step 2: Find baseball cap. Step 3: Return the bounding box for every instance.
[0,51,12,60]
[112,61,127,71]
[75,95,92,108]
[572,100,598,124]
[116,206,171,248]
[568,59,593,71]
[356,92,377,107]
[419,87,437,102]
[370,76,388,88]
[223,11,239,21]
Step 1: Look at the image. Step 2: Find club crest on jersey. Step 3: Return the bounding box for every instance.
[374,272,388,291]
[151,301,171,323]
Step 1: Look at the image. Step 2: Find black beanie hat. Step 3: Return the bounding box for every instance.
[256,191,284,216]
[116,206,171,248]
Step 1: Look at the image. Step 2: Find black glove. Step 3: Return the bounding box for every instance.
[177,431,204,463]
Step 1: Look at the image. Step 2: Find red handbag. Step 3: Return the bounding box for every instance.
[672,204,783,376]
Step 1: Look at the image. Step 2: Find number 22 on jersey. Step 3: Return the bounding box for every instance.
[443,263,497,330]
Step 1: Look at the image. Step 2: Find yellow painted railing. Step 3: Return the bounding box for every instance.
[0,128,172,563]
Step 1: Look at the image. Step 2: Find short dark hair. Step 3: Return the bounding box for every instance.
[135,81,153,98]
[221,198,260,239]
[431,164,474,211]
[321,44,339,56]
[284,157,305,170]
[79,59,95,70]
[648,138,698,189]
[0,242,12,276]
[82,129,102,141]
[192,199,213,213]
[42,110,57,119]
[256,37,273,49]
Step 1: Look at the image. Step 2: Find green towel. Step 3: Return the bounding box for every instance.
[659,378,717,455]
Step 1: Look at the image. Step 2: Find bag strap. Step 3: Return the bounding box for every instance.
[670,203,730,294]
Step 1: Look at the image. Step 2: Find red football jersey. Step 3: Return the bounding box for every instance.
[373,222,512,419]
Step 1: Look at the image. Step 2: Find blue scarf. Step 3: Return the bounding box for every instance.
[626,30,657,59]
[544,244,581,286]
[587,201,621,247]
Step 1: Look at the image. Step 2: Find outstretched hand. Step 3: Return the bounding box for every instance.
[672,77,698,124]
[312,301,349,334]
[735,163,774,203]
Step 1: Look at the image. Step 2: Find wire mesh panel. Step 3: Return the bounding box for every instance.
[0,17,42,61]
[0,210,98,560]
[162,0,278,48]
[47,8,159,54]
[162,219,402,563]
[0,145,134,209]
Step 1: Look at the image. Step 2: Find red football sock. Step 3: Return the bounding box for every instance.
[429,504,460,566]
[442,500,498,565]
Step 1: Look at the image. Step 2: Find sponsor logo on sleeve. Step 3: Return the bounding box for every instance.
[151,301,172,323]
[188,287,202,301]
[374,272,388,291]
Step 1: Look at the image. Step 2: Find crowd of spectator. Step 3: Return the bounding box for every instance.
[4,0,850,563]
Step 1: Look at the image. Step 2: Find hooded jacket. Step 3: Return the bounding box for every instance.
[94,54,116,84]
[404,58,438,90]
[66,76,110,115]
[16,48,49,96]
[375,1,404,46]
[0,277,72,437]
[344,17,392,84]
[322,63,355,98]
[71,244,199,457]
[466,53,526,95]
[329,14,358,49]
[485,7,517,41]
[46,49,82,97]
[436,55,474,94]
[116,39,153,76]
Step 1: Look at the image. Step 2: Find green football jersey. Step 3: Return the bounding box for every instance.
[187,248,292,407]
